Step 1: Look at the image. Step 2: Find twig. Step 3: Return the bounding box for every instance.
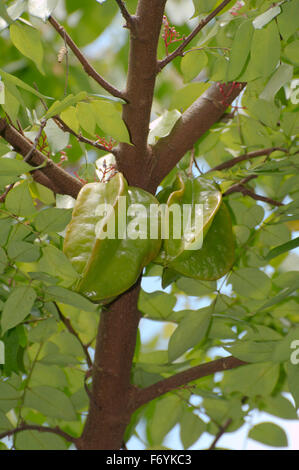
[208,418,233,450]
[223,175,284,206]
[24,119,47,162]
[134,356,246,409]
[63,30,69,96]
[53,116,118,155]
[207,147,288,173]
[157,0,234,71]
[48,16,126,101]
[115,0,136,33]
[0,117,83,198]
[33,83,115,155]
[54,302,93,369]
[0,424,76,444]
[0,183,14,203]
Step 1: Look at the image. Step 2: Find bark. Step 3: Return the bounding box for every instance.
[77,282,141,450]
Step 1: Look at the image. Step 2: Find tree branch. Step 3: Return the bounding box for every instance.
[150,82,245,190]
[134,356,247,409]
[0,118,83,198]
[53,116,119,155]
[78,281,142,450]
[48,16,126,101]
[157,0,234,71]
[115,0,136,33]
[54,302,93,369]
[208,418,233,450]
[117,0,167,189]
[207,147,288,173]
[224,178,284,207]
[0,424,76,444]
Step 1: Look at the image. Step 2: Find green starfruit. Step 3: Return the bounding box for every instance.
[63,172,161,303]
[169,202,235,280]
[156,172,222,263]
[154,173,235,281]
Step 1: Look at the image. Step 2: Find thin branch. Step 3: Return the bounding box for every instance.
[0,183,14,203]
[117,0,167,189]
[224,182,284,207]
[54,116,118,155]
[134,356,246,409]
[115,0,136,33]
[33,82,115,155]
[157,0,234,71]
[208,418,233,450]
[0,424,76,444]
[54,302,93,369]
[48,16,126,101]
[207,147,288,173]
[0,118,83,198]
[24,119,47,162]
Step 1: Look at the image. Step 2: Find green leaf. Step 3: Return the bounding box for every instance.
[180,409,205,449]
[148,395,182,445]
[38,245,80,287]
[0,247,8,274]
[44,285,98,312]
[138,290,177,321]
[241,22,280,80]
[247,99,279,128]
[5,181,36,216]
[0,157,33,187]
[34,208,72,233]
[92,100,130,143]
[230,268,272,300]
[284,41,299,65]
[15,430,68,450]
[264,395,298,420]
[148,110,181,145]
[1,286,36,334]
[286,362,299,409]
[168,307,211,362]
[265,237,299,261]
[44,119,69,154]
[227,20,254,81]
[277,0,299,41]
[0,69,52,100]
[76,101,96,135]
[175,277,216,296]
[10,22,44,74]
[7,240,40,262]
[193,0,217,15]
[253,6,281,29]
[222,362,280,396]
[60,106,79,133]
[24,385,77,421]
[0,381,21,412]
[44,92,87,119]
[259,63,293,101]
[225,340,277,363]
[248,422,288,447]
[180,50,208,83]
[169,83,209,112]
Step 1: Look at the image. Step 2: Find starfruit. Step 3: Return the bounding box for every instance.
[170,202,235,280]
[63,172,161,303]
[155,172,222,263]
[154,172,235,281]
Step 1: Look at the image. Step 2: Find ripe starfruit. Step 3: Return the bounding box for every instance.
[63,172,161,303]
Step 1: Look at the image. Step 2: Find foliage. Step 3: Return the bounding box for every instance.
[0,0,298,451]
